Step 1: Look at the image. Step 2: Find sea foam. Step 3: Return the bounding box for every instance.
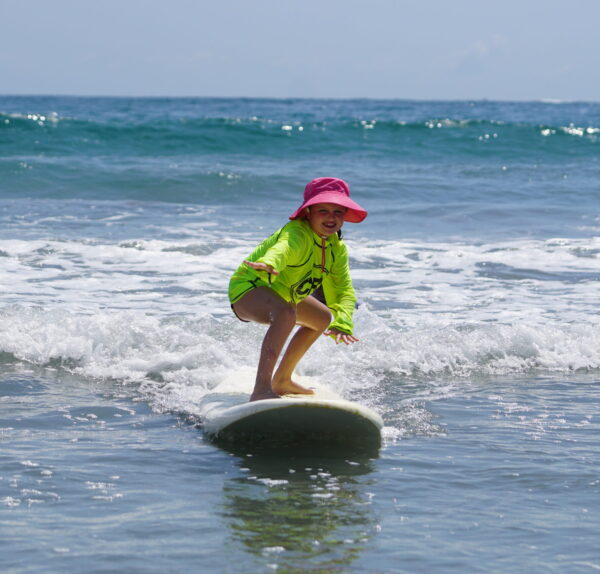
[0,231,598,419]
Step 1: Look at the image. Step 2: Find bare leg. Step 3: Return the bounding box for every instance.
[272,295,332,396]
[232,287,296,401]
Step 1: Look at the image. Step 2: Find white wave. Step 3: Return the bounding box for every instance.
[0,234,598,421]
[0,237,243,315]
[2,235,597,319]
[350,235,600,324]
[0,303,597,415]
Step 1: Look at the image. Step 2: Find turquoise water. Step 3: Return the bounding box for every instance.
[1,96,599,573]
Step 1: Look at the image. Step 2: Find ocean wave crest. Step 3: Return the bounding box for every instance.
[0,306,598,404]
[3,108,598,161]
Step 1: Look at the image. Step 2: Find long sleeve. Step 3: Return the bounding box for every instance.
[323,241,357,335]
[254,224,308,284]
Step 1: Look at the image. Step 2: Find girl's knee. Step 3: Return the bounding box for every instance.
[316,308,333,333]
[297,297,333,332]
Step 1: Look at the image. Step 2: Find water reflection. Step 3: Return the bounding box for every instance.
[220,449,379,572]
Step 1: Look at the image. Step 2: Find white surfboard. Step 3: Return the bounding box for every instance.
[200,371,383,451]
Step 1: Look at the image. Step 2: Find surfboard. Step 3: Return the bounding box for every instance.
[200,373,383,452]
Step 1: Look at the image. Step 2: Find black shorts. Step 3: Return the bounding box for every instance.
[231,304,250,322]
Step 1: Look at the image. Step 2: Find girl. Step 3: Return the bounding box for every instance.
[229,177,367,401]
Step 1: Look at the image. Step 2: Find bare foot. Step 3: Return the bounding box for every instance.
[249,389,281,402]
[271,378,315,396]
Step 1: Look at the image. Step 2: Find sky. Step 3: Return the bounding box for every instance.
[1,0,599,101]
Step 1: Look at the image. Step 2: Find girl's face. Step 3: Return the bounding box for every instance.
[306,203,346,237]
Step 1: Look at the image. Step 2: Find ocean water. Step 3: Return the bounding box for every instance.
[1,96,599,573]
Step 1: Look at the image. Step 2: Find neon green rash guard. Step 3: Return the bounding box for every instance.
[228,219,357,335]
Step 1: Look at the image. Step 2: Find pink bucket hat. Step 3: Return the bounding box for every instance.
[289,177,367,223]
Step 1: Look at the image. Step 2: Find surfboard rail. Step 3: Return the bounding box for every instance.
[203,395,383,451]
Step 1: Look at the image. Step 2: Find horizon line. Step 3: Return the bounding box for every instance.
[0,93,596,105]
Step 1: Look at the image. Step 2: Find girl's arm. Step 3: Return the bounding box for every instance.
[323,242,358,336]
[244,260,279,275]
[247,223,305,281]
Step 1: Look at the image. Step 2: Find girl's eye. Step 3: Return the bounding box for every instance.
[317,208,345,216]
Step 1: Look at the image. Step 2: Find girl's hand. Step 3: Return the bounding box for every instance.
[323,328,359,345]
[244,260,279,275]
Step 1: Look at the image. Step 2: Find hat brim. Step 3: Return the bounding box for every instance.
[289,192,367,223]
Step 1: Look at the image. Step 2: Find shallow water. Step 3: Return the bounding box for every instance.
[2,361,598,573]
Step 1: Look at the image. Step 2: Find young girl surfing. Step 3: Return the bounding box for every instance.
[228,177,367,401]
